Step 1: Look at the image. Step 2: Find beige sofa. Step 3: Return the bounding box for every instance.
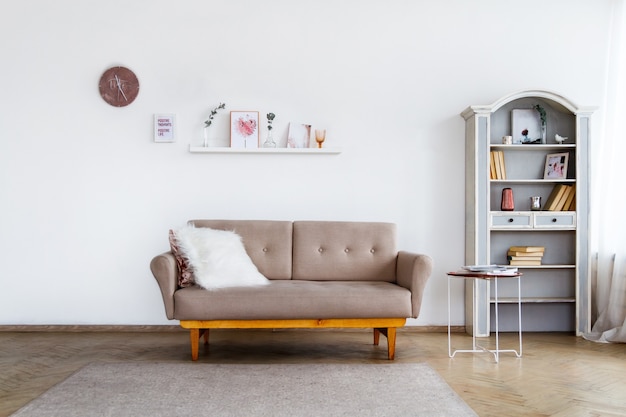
[150,220,433,360]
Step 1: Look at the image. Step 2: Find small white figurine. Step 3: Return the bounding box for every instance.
[555,134,568,144]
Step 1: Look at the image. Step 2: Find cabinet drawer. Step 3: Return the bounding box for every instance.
[533,212,576,229]
[490,213,532,229]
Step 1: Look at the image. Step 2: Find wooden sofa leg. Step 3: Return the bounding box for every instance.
[190,328,200,361]
[201,329,209,345]
[387,327,397,360]
[373,327,396,360]
[373,328,381,346]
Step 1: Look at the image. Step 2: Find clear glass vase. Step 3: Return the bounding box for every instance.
[203,126,210,147]
[262,131,276,148]
[540,123,547,144]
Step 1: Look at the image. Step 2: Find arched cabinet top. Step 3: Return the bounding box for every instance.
[461,89,597,120]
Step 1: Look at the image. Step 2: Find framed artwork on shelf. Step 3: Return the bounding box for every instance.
[230,111,259,149]
[511,109,541,144]
[544,152,569,179]
[287,122,312,148]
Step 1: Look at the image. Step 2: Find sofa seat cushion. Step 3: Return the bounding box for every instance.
[173,280,412,320]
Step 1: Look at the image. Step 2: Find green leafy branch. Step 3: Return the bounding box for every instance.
[534,104,546,126]
[205,103,226,127]
[266,112,275,131]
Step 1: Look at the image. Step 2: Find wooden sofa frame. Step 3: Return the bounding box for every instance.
[181,318,406,360]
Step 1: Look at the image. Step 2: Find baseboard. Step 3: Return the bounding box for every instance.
[0,325,184,332]
[401,325,465,333]
[0,324,465,333]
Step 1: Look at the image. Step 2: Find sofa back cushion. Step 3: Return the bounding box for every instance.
[292,221,397,282]
[190,220,293,280]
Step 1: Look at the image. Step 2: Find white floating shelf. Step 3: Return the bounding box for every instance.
[189,146,342,154]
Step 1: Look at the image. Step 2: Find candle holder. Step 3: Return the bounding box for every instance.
[530,196,541,211]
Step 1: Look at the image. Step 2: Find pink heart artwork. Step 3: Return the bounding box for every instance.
[236,117,257,137]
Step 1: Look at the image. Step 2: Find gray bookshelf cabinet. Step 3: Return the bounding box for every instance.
[461,90,595,337]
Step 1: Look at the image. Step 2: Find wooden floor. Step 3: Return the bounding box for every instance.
[1,328,625,416]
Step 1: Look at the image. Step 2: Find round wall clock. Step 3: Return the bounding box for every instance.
[98,66,140,107]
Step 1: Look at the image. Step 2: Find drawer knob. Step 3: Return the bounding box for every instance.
[552,218,558,222]
[508,218,514,223]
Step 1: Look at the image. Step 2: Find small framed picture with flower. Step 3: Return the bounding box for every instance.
[511,109,541,144]
[230,111,259,149]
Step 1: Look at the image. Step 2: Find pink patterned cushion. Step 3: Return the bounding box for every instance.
[169,229,194,288]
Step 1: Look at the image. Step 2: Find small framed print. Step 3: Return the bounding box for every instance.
[154,114,176,142]
[511,109,541,144]
[287,122,312,148]
[544,152,569,179]
[230,111,259,148]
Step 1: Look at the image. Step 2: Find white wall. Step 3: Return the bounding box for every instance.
[0,0,613,325]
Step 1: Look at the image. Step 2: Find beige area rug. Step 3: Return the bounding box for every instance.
[11,363,477,417]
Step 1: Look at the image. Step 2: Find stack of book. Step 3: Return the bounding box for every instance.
[507,246,545,266]
[544,184,576,211]
[490,151,506,179]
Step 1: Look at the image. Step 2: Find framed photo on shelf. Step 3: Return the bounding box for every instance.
[287,122,312,148]
[230,111,259,149]
[511,109,541,144]
[544,152,569,179]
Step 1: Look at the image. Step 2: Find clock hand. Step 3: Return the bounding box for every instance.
[114,74,128,101]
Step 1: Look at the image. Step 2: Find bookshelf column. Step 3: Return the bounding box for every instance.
[461,90,595,337]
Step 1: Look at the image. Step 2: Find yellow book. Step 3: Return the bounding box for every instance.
[508,250,545,257]
[509,259,543,266]
[544,184,567,211]
[569,195,576,211]
[494,151,503,179]
[508,246,545,253]
[490,152,497,179]
[498,151,507,180]
[563,184,576,211]
[542,185,560,211]
[508,256,544,261]
[553,185,572,211]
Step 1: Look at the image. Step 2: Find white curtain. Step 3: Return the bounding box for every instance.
[585,0,626,343]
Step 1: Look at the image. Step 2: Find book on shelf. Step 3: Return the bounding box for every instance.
[490,151,498,179]
[563,184,576,211]
[543,184,567,211]
[568,192,576,211]
[489,151,507,180]
[544,184,576,211]
[508,246,545,253]
[507,245,544,265]
[554,185,573,211]
[508,255,543,261]
[509,259,543,266]
[498,151,506,180]
[507,250,545,257]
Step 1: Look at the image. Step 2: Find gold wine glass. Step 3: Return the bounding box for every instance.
[315,129,326,148]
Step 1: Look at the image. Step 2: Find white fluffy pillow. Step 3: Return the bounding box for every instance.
[173,225,269,290]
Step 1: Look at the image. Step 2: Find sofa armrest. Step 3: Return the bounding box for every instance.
[149,252,178,320]
[396,251,434,318]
